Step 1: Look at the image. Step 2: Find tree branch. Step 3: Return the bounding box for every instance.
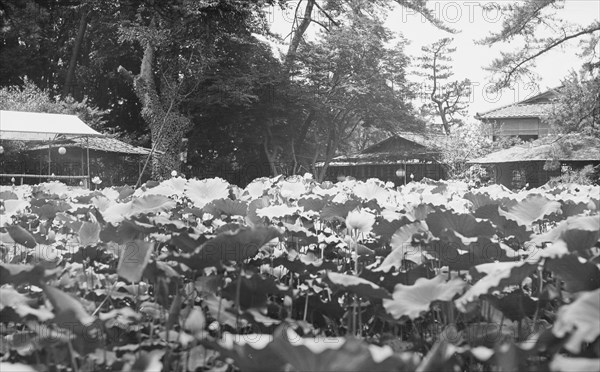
[495,24,600,89]
[395,0,457,33]
[479,1,552,44]
[284,0,315,77]
[313,1,339,27]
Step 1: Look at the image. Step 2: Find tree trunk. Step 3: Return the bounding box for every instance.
[317,123,337,182]
[263,125,282,176]
[63,8,88,98]
[118,41,191,180]
[283,0,316,80]
[266,0,316,176]
[437,101,451,135]
[295,110,316,151]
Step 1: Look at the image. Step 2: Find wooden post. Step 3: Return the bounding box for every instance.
[48,142,52,176]
[86,137,91,189]
[80,145,84,177]
[494,166,499,184]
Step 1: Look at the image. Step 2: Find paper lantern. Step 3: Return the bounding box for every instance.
[0,146,4,154]
[395,168,406,178]
[58,147,67,155]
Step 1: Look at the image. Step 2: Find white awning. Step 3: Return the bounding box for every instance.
[0,110,104,141]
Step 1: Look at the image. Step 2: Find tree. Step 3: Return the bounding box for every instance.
[416,38,471,135]
[183,31,284,184]
[294,10,417,181]
[260,0,457,177]
[0,0,457,182]
[539,65,599,182]
[439,120,522,180]
[62,3,89,98]
[280,0,455,80]
[479,0,600,90]
[545,69,600,138]
[0,0,148,143]
[116,26,193,181]
[0,80,107,128]
[116,1,271,181]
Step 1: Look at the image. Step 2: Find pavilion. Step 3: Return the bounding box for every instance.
[0,110,152,187]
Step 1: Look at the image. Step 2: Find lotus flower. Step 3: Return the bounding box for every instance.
[345,209,376,234]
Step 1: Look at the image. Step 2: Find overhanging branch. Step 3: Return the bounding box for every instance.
[494,24,600,89]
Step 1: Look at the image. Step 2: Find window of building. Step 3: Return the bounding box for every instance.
[492,119,545,141]
[511,168,526,189]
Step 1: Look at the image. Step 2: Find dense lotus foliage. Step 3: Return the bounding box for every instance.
[0,175,599,372]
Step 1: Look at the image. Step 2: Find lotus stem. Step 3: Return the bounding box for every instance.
[303,294,309,322]
[531,262,545,333]
[67,339,79,372]
[353,229,359,336]
[235,268,243,312]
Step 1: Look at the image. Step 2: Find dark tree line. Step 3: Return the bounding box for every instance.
[1,0,597,184]
[0,0,431,183]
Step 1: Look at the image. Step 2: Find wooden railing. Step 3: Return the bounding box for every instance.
[0,173,89,188]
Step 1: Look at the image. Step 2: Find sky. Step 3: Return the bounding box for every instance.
[264,0,600,121]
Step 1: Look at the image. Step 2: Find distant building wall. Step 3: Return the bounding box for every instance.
[485,118,549,140]
[490,161,598,189]
[324,163,446,185]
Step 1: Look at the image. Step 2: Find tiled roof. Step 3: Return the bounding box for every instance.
[476,102,553,119]
[361,132,448,153]
[316,132,444,167]
[468,134,600,164]
[392,132,447,149]
[26,136,153,155]
[476,88,560,119]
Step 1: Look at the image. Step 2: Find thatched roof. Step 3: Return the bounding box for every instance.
[469,134,600,164]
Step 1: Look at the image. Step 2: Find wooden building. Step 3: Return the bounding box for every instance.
[22,136,153,186]
[475,88,558,141]
[0,110,152,186]
[316,132,446,184]
[473,88,600,188]
[469,134,600,189]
